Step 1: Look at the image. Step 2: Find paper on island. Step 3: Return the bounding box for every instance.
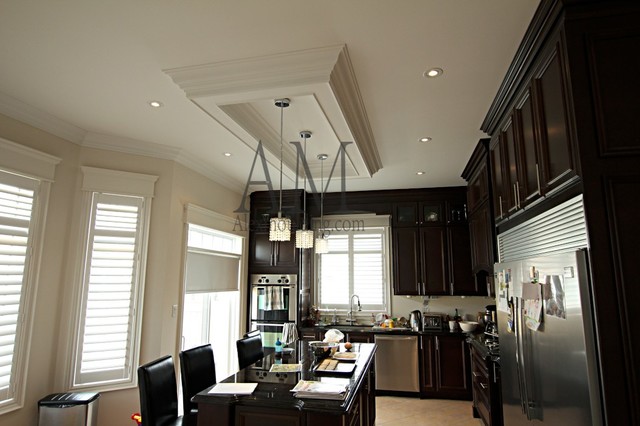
[290,380,347,395]
[208,382,258,395]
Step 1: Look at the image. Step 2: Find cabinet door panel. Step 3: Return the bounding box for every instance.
[468,204,493,273]
[274,238,298,270]
[421,227,447,295]
[393,228,421,295]
[436,335,471,397]
[448,225,479,295]
[393,202,419,227]
[536,49,575,190]
[420,335,436,393]
[517,90,542,203]
[250,231,273,268]
[502,120,519,214]
[489,135,507,221]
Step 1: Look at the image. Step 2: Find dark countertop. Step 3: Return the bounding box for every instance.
[306,324,471,337]
[466,332,500,360]
[193,340,376,415]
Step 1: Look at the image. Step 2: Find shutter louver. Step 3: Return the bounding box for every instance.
[78,199,141,382]
[0,182,34,394]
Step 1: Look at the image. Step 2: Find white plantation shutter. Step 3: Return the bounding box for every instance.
[0,176,36,401]
[72,167,156,389]
[316,223,390,312]
[76,195,142,384]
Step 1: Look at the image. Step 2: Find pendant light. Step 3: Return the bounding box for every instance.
[315,153,329,254]
[295,130,314,249]
[269,98,292,241]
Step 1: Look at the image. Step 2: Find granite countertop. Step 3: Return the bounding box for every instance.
[306,324,471,336]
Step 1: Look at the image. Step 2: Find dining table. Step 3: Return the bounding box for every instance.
[193,340,377,426]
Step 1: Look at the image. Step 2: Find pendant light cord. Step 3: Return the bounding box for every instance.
[302,135,307,229]
[279,102,284,214]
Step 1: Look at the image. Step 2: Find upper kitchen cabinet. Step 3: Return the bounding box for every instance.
[392,189,479,296]
[462,139,496,297]
[486,28,578,224]
[249,190,303,274]
[481,2,640,423]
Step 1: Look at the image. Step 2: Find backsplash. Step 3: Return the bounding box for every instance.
[391,295,493,322]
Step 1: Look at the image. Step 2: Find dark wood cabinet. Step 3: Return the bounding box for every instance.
[462,139,495,297]
[470,343,502,426]
[393,193,477,296]
[480,2,640,422]
[420,334,471,400]
[487,39,578,224]
[249,231,299,273]
[249,190,303,275]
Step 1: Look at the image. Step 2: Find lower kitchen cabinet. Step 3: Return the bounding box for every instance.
[470,344,502,426]
[420,334,472,400]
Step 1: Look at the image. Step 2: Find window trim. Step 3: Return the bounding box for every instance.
[0,137,60,415]
[68,167,157,392]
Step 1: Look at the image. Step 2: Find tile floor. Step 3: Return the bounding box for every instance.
[375,396,483,426]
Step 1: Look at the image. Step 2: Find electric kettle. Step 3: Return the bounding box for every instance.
[409,310,422,331]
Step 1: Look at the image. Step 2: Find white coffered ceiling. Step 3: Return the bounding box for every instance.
[0,0,539,194]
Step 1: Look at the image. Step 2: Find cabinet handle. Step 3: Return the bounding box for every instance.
[493,362,498,384]
[450,282,454,296]
[535,163,541,195]
[498,195,503,218]
[435,336,439,352]
[516,182,521,209]
[472,371,482,378]
[480,382,488,390]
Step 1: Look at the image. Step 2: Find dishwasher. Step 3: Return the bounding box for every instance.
[374,334,420,392]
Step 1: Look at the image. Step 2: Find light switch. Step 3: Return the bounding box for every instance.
[563,267,574,278]
[171,304,178,317]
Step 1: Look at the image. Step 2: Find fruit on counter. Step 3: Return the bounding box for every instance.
[344,342,353,350]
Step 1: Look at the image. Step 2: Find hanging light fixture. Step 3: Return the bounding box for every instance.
[269,98,292,241]
[315,153,329,254]
[295,130,314,249]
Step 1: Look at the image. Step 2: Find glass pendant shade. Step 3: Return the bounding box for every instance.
[315,234,328,254]
[295,228,314,248]
[269,213,291,241]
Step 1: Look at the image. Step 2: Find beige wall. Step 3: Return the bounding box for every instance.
[0,113,243,426]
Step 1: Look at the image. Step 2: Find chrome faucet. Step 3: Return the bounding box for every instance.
[346,294,361,324]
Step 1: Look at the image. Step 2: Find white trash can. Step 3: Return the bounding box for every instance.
[38,392,99,426]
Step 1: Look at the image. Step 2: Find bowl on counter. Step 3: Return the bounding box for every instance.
[459,321,479,332]
[308,341,339,359]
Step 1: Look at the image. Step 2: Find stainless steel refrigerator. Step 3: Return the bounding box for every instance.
[494,250,602,425]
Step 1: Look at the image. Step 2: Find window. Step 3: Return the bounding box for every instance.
[0,137,59,413]
[314,215,391,314]
[71,167,157,390]
[182,223,243,379]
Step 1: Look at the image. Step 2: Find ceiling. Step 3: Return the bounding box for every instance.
[0,0,539,194]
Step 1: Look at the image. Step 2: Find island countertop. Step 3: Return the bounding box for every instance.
[193,340,377,425]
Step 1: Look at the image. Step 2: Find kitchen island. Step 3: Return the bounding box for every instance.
[193,340,376,426]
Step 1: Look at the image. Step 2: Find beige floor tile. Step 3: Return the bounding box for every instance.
[374,396,482,426]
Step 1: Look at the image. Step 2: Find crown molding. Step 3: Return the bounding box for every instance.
[82,132,245,194]
[164,45,344,101]
[164,45,381,177]
[330,48,382,176]
[0,91,87,144]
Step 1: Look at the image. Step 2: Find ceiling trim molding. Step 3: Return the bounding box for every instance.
[82,132,245,193]
[164,44,381,177]
[0,91,87,144]
[330,48,382,176]
[164,45,343,101]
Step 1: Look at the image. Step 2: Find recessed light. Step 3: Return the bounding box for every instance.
[148,100,163,108]
[223,152,232,157]
[419,137,432,143]
[423,68,443,78]
[416,171,426,176]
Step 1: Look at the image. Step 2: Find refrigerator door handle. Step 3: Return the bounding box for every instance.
[514,298,527,416]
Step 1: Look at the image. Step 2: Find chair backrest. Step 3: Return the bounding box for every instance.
[236,332,264,370]
[137,355,180,426]
[179,344,216,415]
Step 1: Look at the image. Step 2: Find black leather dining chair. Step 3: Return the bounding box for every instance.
[179,344,216,417]
[236,331,264,369]
[138,355,187,426]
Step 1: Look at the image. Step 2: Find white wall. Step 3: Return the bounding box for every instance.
[0,113,243,426]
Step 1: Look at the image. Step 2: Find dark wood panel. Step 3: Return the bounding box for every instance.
[436,335,471,397]
[421,227,448,295]
[515,89,541,203]
[393,228,421,295]
[587,29,640,155]
[447,225,479,296]
[420,335,436,394]
[490,135,507,221]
